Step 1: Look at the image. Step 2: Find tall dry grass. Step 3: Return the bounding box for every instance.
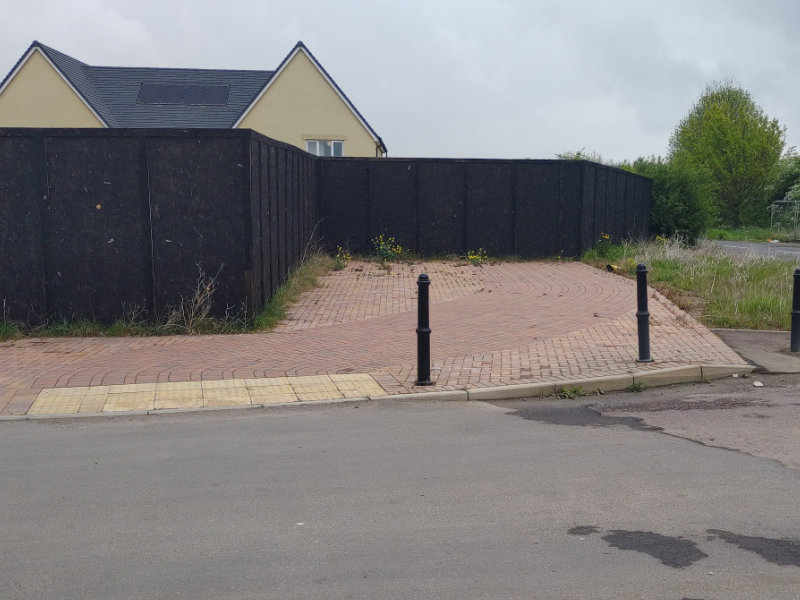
[585,238,800,330]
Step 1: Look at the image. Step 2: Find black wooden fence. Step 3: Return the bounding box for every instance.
[0,128,650,325]
[319,158,650,258]
[0,128,316,324]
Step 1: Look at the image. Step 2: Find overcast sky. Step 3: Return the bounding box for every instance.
[2,0,798,161]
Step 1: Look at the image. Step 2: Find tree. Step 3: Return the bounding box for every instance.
[628,155,712,242]
[764,148,800,206]
[669,81,785,227]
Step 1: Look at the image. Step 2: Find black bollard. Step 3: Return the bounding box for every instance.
[792,268,800,353]
[636,263,653,363]
[415,273,434,385]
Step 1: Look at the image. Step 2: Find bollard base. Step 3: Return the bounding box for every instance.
[636,358,654,363]
[414,380,435,386]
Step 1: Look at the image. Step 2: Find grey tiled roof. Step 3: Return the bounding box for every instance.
[34,42,273,128]
[1,41,385,152]
[85,65,273,128]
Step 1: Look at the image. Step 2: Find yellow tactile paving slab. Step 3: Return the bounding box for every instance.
[25,374,388,415]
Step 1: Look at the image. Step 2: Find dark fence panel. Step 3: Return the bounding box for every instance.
[45,136,152,323]
[605,169,619,241]
[465,162,515,255]
[558,163,582,257]
[581,165,597,253]
[418,161,465,255]
[267,144,280,299]
[624,175,637,238]
[249,138,263,309]
[318,159,370,253]
[613,170,626,240]
[593,166,608,241]
[317,158,650,259]
[368,160,417,249]
[148,135,249,318]
[288,150,297,268]
[0,136,46,321]
[0,129,318,325]
[515,162,560,257]
[258,144,274,302]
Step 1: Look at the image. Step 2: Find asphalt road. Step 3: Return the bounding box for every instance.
[715,239,800,259]
[2,394,800,599]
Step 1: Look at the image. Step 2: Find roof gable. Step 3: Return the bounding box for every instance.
[0,41,384,151]
[0,41,109,126]
[233,42,385,152]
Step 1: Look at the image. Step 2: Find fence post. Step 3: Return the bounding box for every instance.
[792,268,800,353]
[416,273,434,385]
[636,263,653,363]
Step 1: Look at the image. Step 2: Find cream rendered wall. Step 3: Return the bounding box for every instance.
[237,50,378,157]
[0,50,103,127]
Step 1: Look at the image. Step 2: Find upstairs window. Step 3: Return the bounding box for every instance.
[306,139,344,157]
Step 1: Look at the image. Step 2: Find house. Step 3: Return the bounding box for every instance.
[0,40,386,157]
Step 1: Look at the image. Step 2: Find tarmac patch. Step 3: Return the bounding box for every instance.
[567,525,600,536]
[708,529,800,566]
[601,530,708,568]
[504,403,657,431]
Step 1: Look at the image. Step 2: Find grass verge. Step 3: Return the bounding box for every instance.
[704,226,793,242]
[0,252,334,340]
[583,237,799,330]
[253,252,333,331]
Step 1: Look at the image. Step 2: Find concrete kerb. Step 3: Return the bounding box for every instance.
[0,363,757,421]
[386,390,469,403]
[701,363,756,379]
[633,365,703,387]
[467,382,557,401]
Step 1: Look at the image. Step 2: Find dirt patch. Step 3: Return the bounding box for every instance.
[603,396,771,413]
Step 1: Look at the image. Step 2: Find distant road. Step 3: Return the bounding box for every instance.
[714,239,800,259]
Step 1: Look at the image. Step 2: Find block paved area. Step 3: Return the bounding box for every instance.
[0,260,748,417]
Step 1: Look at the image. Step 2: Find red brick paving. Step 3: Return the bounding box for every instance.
[0,260,746,415]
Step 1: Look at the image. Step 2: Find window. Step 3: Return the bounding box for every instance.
[306,139,344,157]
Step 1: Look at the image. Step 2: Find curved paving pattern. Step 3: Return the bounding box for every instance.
[0,260,747,415]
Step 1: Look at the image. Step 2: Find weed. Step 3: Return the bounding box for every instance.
[38,319,104,337]
[0,320,22,340]
[332,245,351,271]
[105,303,151,336]
[555,386,586,399]
[466,248,488,266]
[595,232,613,258]
[625,382,646,393]
[163,263,222,334]
[371,234,404,264]
[0,300,22,340]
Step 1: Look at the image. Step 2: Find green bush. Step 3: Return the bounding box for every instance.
[630,156,712,242]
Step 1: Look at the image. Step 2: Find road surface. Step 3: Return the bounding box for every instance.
[2,383,800,599]
[715,239,800,259]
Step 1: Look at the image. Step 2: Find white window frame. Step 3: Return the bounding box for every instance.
[306,139,344,157]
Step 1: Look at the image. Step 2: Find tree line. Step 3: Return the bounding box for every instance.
[564,81,799,241]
